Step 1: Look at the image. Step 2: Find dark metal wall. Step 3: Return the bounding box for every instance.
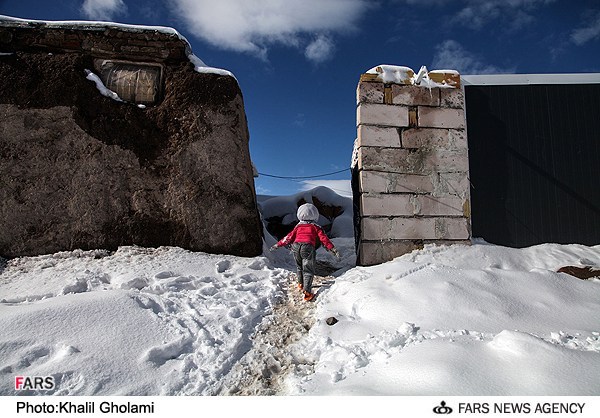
[465,83,600,247]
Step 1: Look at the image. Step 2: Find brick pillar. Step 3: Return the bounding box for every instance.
[355,68,471,265]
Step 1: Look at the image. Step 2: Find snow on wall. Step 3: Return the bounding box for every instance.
[365,64,460,88]
[0,14,235,79]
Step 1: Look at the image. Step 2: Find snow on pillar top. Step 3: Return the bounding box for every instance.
[362,65,460,89]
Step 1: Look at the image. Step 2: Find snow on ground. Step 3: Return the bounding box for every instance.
[0,246,288,395]
[283,241,600,395]
[1,186,600,396]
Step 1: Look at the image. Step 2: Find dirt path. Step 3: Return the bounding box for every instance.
[217,272,334,395]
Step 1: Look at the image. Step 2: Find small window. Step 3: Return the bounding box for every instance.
[94,59,163,105]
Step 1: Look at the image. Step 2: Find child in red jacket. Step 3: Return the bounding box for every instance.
[270,203,340,301]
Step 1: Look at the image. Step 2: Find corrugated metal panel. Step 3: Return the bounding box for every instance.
[465,84,600,247]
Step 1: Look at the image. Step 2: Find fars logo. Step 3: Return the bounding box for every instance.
[15,376,55,391]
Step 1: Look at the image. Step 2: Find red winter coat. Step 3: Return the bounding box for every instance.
[277,222,334,250]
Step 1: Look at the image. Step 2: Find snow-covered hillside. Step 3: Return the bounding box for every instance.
[1,187,599,396]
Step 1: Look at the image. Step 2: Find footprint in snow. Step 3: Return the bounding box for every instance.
[228,307,243,318]
[154,271,177,280]
[142,337,193,366]
[215,260,231,274]
[60,278,90,295]
[120,277,149,290]
[199,286,218,297]
[18,346,51,368]
[247,258,266,270]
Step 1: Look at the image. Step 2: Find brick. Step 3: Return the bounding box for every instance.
[362,193,467,218]
[357,81,384,104]
[428,71,460,88]
[120,45,140,53]
[361,194,415,216]
[357,103,409,128]
[362,217,436,240]
[359,171,434,194]
[418,107,465,129]
[434,218,470,239]
[359,241,422,265]
[360,73,380,82]
[440,88,464,109]
[432,172,470,198]
[363,216,470,241]
[359,239,471,265]
[415,195,466,216]
[425,149,470,172]
[357,125,400,148]
[127,39,150,46]
[402,128,467,150]
[392,84,440,106]
[358,147,426,174]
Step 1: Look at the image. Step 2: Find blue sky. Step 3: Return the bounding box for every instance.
[1,0,600,197]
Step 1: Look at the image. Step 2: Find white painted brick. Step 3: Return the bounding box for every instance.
[358,147,425,174]
[415,195,466,216]
[358,125,401,148]
[359,240,471,265]
[392,85,440,106]
[425,149,470,172]
[359,171,434,194]
[357,103,409,128]
[361,194,415,216]
[359,241,421,265]
[362,217,436,240]
[357,82,384,104]
[402,128,467,150]
[358,147,469,174]
[433,172,471,198]
[434,218,470,239]
[418,107,465,129]
[440,88,464,109]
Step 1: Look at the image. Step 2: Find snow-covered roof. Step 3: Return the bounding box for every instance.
[0,14,236,80]
[0,14,185,40]
[461,73,600,86]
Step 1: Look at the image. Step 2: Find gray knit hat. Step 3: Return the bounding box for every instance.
[296,203,320,222]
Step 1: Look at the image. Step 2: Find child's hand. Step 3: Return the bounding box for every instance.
[331,248,341,260]
[269,244,279,252]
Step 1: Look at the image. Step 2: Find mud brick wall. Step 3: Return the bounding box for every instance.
[0,18,188,63]
[0,18,263,258]
[355,72,471,265]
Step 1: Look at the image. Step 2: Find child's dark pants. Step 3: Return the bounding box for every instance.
[291,243,316,293]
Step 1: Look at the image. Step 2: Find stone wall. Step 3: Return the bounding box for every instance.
[0,18,263,258]
[355,67,471,265]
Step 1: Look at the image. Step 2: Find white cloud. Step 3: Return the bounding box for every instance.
[432,40,514,74]
[391,0,554,30]
[167,0,370,60]
[305,35,335,63]
[81,0,127,21]
[450,0,555,30]
[571,10,600,45]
